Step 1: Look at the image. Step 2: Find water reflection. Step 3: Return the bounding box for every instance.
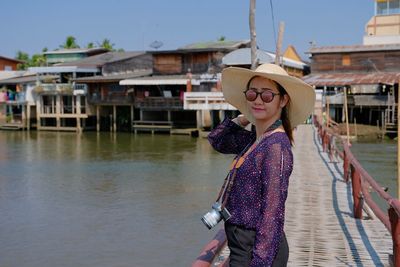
[0,131,232,267]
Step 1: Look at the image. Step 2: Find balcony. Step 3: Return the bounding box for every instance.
[88,92,134,105]
[134,97,183,110]
[183,92,235,110]
[34,83,88,95]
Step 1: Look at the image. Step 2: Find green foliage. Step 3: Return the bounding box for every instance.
[15,50,46,70]
[86,42,95,48]
[218,36,226,41]
[98,38,114,50]
[60,36,80,49]
[16,51,30,70]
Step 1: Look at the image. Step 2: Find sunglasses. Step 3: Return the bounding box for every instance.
[243,88,281,103]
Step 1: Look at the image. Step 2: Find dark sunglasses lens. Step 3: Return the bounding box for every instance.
[261,91,274,103]
[245,90,257,101]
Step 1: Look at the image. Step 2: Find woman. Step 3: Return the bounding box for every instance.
[208,64,315,266]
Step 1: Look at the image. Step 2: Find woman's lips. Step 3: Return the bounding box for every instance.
[251,106,265,112]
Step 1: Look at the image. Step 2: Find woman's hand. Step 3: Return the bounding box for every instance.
[237,114,250,127]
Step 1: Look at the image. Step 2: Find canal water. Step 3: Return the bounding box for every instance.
[0,131,233,267]
[349,137,397,211]
[0,129,397,267]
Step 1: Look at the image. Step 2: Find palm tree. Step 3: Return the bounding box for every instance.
[60,36,80,49]
[86,42,95,49]
[98,38,115,51]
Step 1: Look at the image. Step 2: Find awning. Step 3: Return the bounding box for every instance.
[302,72,400,87]
[120,79,200,86]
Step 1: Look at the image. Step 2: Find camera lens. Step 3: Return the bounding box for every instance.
[201,209,221,229]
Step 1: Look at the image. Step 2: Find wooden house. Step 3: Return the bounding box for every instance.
[120,40,250,130]
[0,55,24,71]
[0,73,62,130]
[70,51,153,131]
[303,0,400,134]
[303,44,400,133]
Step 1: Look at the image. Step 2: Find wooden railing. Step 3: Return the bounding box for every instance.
[314,115,400,266]
[192,229,228,267]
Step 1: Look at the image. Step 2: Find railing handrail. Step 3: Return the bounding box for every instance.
[314,114,400,266]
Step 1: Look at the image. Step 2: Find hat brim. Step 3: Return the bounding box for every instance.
[222,67,315,128]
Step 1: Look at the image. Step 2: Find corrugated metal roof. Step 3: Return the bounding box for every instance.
[0,75,58,85]
[151,40,250,54]
[179,40,250,50]
[308,43,400,54]
[0,56,24,63]
[222,48,307,69]
[44,48,108,55]
[74,70,152,83]
[302,72,400,86]
[56,51,148,68]
[120,74,201,86]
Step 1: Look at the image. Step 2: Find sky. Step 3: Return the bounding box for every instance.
[1,0,373,61]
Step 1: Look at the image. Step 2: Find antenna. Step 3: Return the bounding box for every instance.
[149,40,163,50]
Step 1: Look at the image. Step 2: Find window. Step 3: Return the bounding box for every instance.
[376,0,400,15]
[377,0,388,15]
[389,0,400,14]
[342,55,351,66]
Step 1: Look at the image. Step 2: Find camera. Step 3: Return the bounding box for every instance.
[201,202,231,229]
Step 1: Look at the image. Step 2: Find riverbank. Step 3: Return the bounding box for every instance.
[333,123,384,140]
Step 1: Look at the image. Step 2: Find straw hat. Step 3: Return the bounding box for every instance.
[222,63,315,129]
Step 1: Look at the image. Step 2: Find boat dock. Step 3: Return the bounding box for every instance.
[194,123,394,266]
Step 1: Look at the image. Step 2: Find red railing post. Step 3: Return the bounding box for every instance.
[389,206,400,267]
[343,150,349,182]
[328,136,334,162]
[351,165,363,219]
[322,131,327,152]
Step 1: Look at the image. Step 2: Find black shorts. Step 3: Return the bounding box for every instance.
[225,221,289,267]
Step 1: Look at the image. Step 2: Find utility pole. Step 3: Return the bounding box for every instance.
[249,0,257,70]
[275,22,285,66]
[397,81,400,199]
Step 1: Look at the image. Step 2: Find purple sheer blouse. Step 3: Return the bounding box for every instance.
[208,118,293,266]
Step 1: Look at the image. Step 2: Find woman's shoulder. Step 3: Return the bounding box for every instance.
[259,131,292,151]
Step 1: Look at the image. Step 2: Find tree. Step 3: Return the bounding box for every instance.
[31,53,46,67]
[86,42,95,49]
[60,35,80,49]
[98,38,114,51]
[218,36,226,42]
[15,51,30,70]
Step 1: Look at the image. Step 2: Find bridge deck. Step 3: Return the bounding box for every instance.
[214,124,392,266]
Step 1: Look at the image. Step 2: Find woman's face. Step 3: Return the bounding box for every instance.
[245,76,289,123]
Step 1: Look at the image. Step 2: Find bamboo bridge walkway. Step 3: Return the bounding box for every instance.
[194,123,395,267]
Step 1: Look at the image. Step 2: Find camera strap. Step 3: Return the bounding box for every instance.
[216,122,285,209]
